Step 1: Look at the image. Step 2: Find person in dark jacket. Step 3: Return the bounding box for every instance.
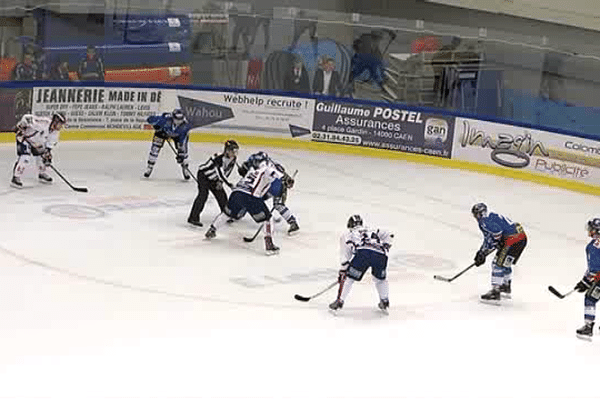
[12,53,36,81]
[78,45,105,81]
[49,57,71,81]
[283,59,310,94]
[313,56,342,96]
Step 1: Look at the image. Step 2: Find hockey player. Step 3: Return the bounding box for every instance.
[471,203,528,302]
[143,109,191,180]
[238,151,299,235]
[573,218,600,340]
[329,215,393,313]
[205,152,283,255]
[187,139,239,227]
[11,112,66,188]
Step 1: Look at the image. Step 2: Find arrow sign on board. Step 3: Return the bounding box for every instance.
[177,95,234,129]
[289,124,311,137]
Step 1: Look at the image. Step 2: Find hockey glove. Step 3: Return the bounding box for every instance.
[283,174,295,189]
[15,128,24,142]
[176,154,186,164]
[575,277,593,293]
[41,149,52,166]
[238,162,249,177]
[474,250,487,266]
[154,129,168,140]
[214,180,223,191]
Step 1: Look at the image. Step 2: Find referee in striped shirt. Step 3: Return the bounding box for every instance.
[187,140,239,227]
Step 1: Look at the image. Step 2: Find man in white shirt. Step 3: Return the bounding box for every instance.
[313,56,341,96]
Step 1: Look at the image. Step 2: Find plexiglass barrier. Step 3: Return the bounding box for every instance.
[1,1,600,136]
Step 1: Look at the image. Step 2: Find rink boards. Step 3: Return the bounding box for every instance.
[1,82,600,196]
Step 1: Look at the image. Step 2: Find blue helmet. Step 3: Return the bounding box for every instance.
[250,151,269,168]
[471,203,487,219]
[587,218,600,238]
[347,214,363,229]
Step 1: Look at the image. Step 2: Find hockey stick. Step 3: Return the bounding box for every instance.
[294,281,338,302]
[434,249,497,283]
[165,139,198,183]
[548,286,576,299]
[243,205,276,243]
[433,262,476,282]
[22,138,88,192]
[242,170,298,243]
[49,165,88,193]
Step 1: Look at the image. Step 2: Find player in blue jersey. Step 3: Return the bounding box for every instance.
[471,203,528,302]
[573,218,600,340]
[143,109,192,180]
[329,215,393,313]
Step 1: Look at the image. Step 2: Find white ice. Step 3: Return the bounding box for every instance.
[0,141,599,400]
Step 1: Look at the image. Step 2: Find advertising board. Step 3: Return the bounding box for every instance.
[312,100,455,158]
[31,86,163,130]
[453,117,600,185]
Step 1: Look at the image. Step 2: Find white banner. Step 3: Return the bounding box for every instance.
[452,117,600,186]
[30,87,315,140]
[31,87,164,130]
[159,89,315,139]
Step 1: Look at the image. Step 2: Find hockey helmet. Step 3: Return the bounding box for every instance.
[587,218,600,238]
[471,203,487,220]
[172,108,185,123]
[51,111,67,124]
[347,214,363,229]
[224,139,239,153]
[250,151,269,168]
[50,112,67,129]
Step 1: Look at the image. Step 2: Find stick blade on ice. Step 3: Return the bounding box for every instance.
[433,275,452,282]
[548,285,566,298]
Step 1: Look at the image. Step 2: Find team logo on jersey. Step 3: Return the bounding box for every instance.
[424,118,448,146]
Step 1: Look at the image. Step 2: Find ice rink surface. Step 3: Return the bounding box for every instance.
[1,141,599,400]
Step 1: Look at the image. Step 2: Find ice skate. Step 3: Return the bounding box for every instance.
[576,322,594,341]
[480,287,501,304]
[499,281,512,299]
[205,225,217,239]
[38,172,53,183]
[10,176,23,188]
[143,166,153,178]
[187,218,203,228]
[264,236,280,256]
[329,299,344,312]
[287,219,300,235]
[378,298,390,314]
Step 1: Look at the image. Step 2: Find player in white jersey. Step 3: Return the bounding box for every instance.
[329,215,393,312]
[205,152,284,255]
[11,112,66,188]
[238,151,300,234]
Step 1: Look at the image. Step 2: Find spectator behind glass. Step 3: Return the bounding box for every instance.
[283,59,310,94]
[12,52,36,81]
[49,57,71,81]
[313,56,342,97]
[78,45,105,81]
